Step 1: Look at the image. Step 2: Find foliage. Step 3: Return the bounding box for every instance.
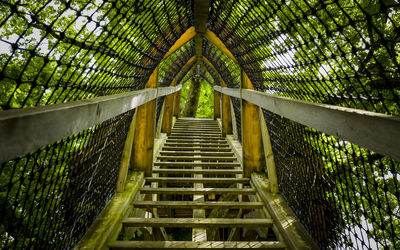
[195,82,214,118]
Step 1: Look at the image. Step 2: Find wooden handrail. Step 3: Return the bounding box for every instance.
[0,85,182,163]
[214,86,400,162]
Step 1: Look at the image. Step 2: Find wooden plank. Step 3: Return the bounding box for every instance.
[251,173,319,249]
[154,162,240,167]
[132,201,263,209]
[241,70,265,177]
[241,89,400,161]
[221,93,233,136]
[171,131,221,135]
[75,172,144,249]
[214,90,221,119]
[162,147,231,152]
[173,90,182,117]
[157,85,182,97]
[145,177,250,184]
[131,68,158,177]
[116,110,137,192]
[152,168,242,174]
[156,155,236,161]
[259,107,278,193]
[162,26,196,60]
[168,135,224,139]
[140,187,256,195]
[109,240,286,249]
[161,93,175,135]
[165,140,227,144]
[159,151,234,156]
[164,143,229,147]
[122,218,273,228]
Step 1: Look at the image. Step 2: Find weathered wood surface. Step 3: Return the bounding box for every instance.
[132,201,263,209]
[122,218,273,228]
[145,177,250,184]
[139,187,256,195]
[109,240,286,249]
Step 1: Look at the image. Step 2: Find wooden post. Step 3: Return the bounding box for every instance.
[259,108,278,193]
[214,90,221,120]
[241,70,265,178]
[221,93,233,136]
[116,111,138,192]
[131,67,158,177]
[173,90,181,117]
[161,93,175,135]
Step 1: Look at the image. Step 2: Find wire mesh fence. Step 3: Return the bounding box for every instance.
[209,0,400,248]
[0,109,134,249]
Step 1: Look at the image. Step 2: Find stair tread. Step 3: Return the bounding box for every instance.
[154,162,240,166]
[145,177,250,183]
[159,151,234,156]
[157,156,236,161]
[122,217,274,227]
[132,201,263,209]
[153,169,242,174]
[139,187,256,194]
[109,241,286,249]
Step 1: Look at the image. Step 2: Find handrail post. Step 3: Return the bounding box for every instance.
[131,67,158,177]
[241,70,265,178]
[161,93,175,135]
[173,90,181,117]
[214,90,221,120]
[221,93,233,136]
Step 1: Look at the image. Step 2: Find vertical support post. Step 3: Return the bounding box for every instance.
[221,93,233,136]
[214,90,221,120]
[161,93,175,135]
[173,90,181,117]
[116,110,137,192]
[241,70,265,178]
[131,67,158,177]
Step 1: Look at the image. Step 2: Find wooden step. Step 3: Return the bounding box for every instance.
[122,218,273,228]
[139,187,256,195]
[154,162,240,167]
[171,130,221,134]
[157,156,237,161]
[145,177,250,184]
[172,128,220,131]
[132,201,263,209]
[164,142,229,147]
[109,240,286,249]
[166,139,227,143]
[168,135,224,139]
[162,146,232,152]
[153,168,241,174]
[159,151,234,156]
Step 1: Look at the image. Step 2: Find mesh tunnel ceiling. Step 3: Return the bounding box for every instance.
[0,0,400,249]
[0,0,399,115]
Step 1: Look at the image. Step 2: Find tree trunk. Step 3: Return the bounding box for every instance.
[182,78,202,117]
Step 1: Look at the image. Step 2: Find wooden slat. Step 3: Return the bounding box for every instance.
[132,201,263,209]
[122,218,273,228]
[109,240,286,249]
[139,187,256,195]
[145,177,250,184]
[165,139,227,144]
[159,151,234,156]
[152,168,242,174]
[164,143,229,147]
[156,156,236,161]
[154,162,240,167]
[162,147,231,152]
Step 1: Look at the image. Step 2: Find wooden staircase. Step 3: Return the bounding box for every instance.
[109,118,287,249]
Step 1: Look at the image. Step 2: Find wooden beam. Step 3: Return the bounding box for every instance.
[241,70,264,177]
[161,93,175,135]
[116,110,138,192]
[131,67,158,177]
[214,90,221,119]
[109,240,286,249]
[221,93,233,136]
[173,90,181,117]
[259,108,278,194]
[251,173,319,249]
[162,27,196,60]
[241,89,400,162]
[75,172,144,249]
[204,29,238,64]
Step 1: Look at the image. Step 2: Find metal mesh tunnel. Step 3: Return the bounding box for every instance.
[0,0,399,249]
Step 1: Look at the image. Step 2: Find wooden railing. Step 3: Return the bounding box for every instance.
[0,85,182,163]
